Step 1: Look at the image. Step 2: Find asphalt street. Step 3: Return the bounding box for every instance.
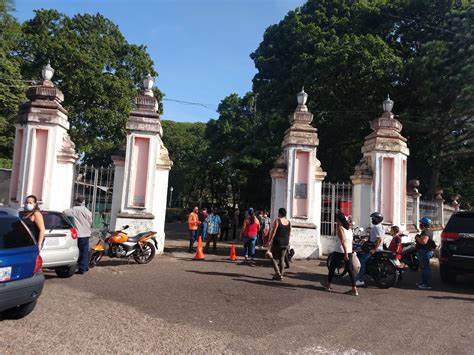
[1,223,473,354]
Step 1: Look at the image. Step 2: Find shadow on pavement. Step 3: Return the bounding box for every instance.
[428,295,474,302]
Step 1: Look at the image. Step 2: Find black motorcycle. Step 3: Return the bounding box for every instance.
[364,251,399,288]
[401,242,419,271]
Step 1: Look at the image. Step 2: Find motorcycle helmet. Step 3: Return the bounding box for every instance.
[419,217,432,227]
[370,212,384,225]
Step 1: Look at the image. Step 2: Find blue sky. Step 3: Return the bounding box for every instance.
[14,0,305,122]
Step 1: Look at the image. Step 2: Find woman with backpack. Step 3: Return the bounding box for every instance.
[322,211,358,296]
[268,208,291,280]
[241,208,260,264]
[416,217,435,290]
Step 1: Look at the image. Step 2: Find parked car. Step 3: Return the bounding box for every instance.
[20,210,79,278]
[0,207,44,319]
[440,211,474,284]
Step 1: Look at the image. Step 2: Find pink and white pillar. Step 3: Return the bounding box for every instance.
[110,75,172,253]
[351,96,409,230]
[270,89,326,259]
[9,62,77,211]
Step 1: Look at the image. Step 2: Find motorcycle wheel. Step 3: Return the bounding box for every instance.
[133,242,156,264]
[374,260,398,289]
[89,251,104,268]
[326,253,347,278]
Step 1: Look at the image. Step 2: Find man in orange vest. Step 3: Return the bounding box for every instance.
[188,206,200,253]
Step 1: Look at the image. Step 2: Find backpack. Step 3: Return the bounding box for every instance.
[426,238,437,251]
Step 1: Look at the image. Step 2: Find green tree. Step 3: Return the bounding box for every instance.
[0,0,24,167]
[250,0,473,204]
[161,120,208,207]
[206,92,273,208]
[18,10,162,164]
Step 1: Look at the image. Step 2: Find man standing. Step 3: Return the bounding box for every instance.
[355,212,385,287]
[205,208,221,252]
[232,208,240,240]
[64,196,93,275]
[220,210,230,241]
[188,207,200,253]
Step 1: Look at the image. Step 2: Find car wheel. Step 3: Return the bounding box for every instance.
[55,265,76,278]
[440,264,457,284]
[2,300,38,320]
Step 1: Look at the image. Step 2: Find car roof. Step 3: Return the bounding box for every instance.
[0,207,20,217]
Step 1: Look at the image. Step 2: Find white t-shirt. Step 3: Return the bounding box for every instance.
[370,224,385,251]
[336,227,353,253]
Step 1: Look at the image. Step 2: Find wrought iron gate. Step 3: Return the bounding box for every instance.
[321,182,353,236]
[73,164,114,228]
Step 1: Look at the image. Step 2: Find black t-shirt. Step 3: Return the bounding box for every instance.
[273,219,291,247]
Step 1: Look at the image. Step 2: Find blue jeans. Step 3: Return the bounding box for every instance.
[356,252,371,282]
[189,230,198,250]
[201,223,208,242]
[243,236,257,258]
[418,248,433,286]
[77,237,90,273]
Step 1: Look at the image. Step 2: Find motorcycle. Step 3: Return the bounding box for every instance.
[89,225,158,267]
[326,226,365,278]
[326,226,399,288]
[401,242,419,271]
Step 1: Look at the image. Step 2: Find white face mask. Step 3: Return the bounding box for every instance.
[25,203,35,211]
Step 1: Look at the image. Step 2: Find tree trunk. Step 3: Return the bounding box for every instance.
[427,166,441,200]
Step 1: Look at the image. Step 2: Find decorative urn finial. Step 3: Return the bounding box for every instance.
[143,74,154,97]
[41,60,55,82]
[382,94,394,113]
[296,87,308,112]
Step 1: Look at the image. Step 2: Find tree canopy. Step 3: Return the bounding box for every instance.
[250,0,473,205]
[0,8,162,166]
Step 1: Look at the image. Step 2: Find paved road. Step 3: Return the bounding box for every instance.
[1,224,473,354]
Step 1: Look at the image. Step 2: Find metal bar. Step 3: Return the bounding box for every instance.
[331,183,336,235]
[91,168,99,218]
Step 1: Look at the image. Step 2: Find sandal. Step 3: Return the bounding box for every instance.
[344,289,359,296]
[320,281,333,292]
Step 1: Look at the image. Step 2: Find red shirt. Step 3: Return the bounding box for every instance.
[389,234,403,260]
[243,217,260,238]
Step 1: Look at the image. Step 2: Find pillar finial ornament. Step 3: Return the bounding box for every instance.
[143,74,154,97]
[296,87,308,112]
[41,60,55,87]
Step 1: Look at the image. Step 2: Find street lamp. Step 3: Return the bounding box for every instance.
[382,94,394,113]
[41,61,54,81]
[168,186,174,207]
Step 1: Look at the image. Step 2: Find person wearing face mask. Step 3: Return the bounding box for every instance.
[22,195,46,250]
[64,196,93,274]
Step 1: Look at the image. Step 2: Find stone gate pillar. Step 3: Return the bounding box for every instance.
[270,88,326,259]
[9,62,77,211]
[110,75,172,253]
[351,96,409,230]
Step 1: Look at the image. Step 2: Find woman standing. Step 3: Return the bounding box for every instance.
[22,195,46,250]
[241,208,260,264]
[268,208,291,280]
[322,211,358,296]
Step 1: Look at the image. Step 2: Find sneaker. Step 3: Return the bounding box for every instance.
[344,289,359,296]
[355,280,366,287]
[417,284,432,290]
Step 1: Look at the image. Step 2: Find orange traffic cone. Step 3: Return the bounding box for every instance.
[229,243,237,261]
[194,236,205,260]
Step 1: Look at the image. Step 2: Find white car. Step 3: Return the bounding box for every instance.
[21,211,79,278]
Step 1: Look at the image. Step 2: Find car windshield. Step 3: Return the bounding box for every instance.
[0,217,35,249]
[444,213,474,233]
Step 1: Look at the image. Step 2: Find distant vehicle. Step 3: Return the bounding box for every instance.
[0,208,44,319]
[20,211,79,278]
[440,211,474,284]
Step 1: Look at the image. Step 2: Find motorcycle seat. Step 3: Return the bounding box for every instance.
[127,232,155,242]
